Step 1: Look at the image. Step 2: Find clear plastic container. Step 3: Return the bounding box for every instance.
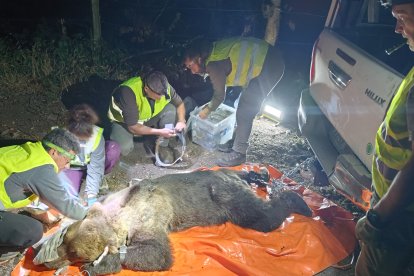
[189,104,236,151]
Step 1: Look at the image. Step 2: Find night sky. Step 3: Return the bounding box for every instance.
[0,0,330,48]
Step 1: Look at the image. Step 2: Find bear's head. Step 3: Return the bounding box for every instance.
[44,203,119,269]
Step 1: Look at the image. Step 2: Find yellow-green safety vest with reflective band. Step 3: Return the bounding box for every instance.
[0,141,58,209]
[372,66,414,200]
[108,77,171,124]
[205,37,269,87]
[70,125,103,167]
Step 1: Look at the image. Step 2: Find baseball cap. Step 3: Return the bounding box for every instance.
[145,71,169,96]
[380,0,414,7]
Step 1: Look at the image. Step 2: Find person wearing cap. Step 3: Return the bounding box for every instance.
[108,71,186,164]
[183,37,284,167]
[0,128,88,264]
[355,1,414,275]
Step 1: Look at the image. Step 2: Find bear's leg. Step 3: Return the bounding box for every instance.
[209,177,286,232]
[275,190,312,218]
[210,171,311,233]
[123,234,173,271]
[82,253,122,275]
[226,167,270,188]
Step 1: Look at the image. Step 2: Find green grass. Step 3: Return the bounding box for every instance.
[0,35,130,101]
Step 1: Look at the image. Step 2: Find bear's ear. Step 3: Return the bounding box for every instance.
[64,221,82,242]
[108,244,118,254]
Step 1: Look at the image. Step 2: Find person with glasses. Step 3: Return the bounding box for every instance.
[183,37,284,166]
[108,71,186,165]
[355,0,414,275]
[0,128,87,264]
[59,104,121,206]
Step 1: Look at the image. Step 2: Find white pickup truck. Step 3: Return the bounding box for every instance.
[298,0,414,209]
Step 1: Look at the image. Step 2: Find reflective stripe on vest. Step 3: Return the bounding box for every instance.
[372,66,414,198]
[205,37,269,87]
[108,77,171,124]
[70,126,103,166]
[0,142,58,209]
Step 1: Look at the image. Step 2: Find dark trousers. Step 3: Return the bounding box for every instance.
[355,193,414,275]
[110,103,177,156]
[0,211,43,251]
[233,46,285,154]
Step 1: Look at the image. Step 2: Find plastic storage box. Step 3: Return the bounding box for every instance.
[190,104,236,151]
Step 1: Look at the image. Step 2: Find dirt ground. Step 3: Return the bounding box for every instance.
[0,94,360,275]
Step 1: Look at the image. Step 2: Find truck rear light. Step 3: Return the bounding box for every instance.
[310,39,320,84]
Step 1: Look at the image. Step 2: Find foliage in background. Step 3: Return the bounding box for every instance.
[0,22,194,105]
[0,32,131,101]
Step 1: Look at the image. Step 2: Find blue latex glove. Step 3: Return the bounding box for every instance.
[87,196,97,207]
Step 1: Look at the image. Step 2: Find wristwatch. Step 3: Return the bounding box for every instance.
[366,209,385,229]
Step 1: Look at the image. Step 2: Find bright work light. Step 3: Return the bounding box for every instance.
[263,104,283,121]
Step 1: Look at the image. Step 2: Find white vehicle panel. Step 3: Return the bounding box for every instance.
[310,30,403,170]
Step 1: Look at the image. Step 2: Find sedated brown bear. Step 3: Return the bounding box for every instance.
[40,169,312,275]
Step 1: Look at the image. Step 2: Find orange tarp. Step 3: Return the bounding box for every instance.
[12,164,356,276]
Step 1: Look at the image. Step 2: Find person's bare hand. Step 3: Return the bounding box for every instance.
[175,121,186,132]
[198,106,210,119]
[159,128,176,138]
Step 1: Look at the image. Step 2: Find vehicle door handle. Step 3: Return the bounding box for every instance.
[328,61,351,90]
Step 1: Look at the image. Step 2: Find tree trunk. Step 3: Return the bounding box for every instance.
[91,0,102,61]
[262,0,281,46]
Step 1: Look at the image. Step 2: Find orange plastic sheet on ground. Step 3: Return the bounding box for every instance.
[12,164,356,276]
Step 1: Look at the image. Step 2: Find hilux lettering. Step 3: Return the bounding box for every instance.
[365,89,386,107]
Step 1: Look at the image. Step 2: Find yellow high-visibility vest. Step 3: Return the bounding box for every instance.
[108,77,171,124]
[0,141,58,209]
[70,125,103,166]
[372,66,414,199]
[206,37,269,87]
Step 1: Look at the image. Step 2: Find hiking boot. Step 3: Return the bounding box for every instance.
[157,146,175,165]
[218,139,234,153]
[217,150,246,167]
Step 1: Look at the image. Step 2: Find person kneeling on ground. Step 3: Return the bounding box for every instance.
[0,128,88,264]
[108,71,186,165]
[59,104,121,206]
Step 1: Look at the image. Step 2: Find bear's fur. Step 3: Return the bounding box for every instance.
[43,169,312,274]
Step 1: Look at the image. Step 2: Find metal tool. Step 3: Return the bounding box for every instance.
[385,42,406,55]
[154,131,187,167]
